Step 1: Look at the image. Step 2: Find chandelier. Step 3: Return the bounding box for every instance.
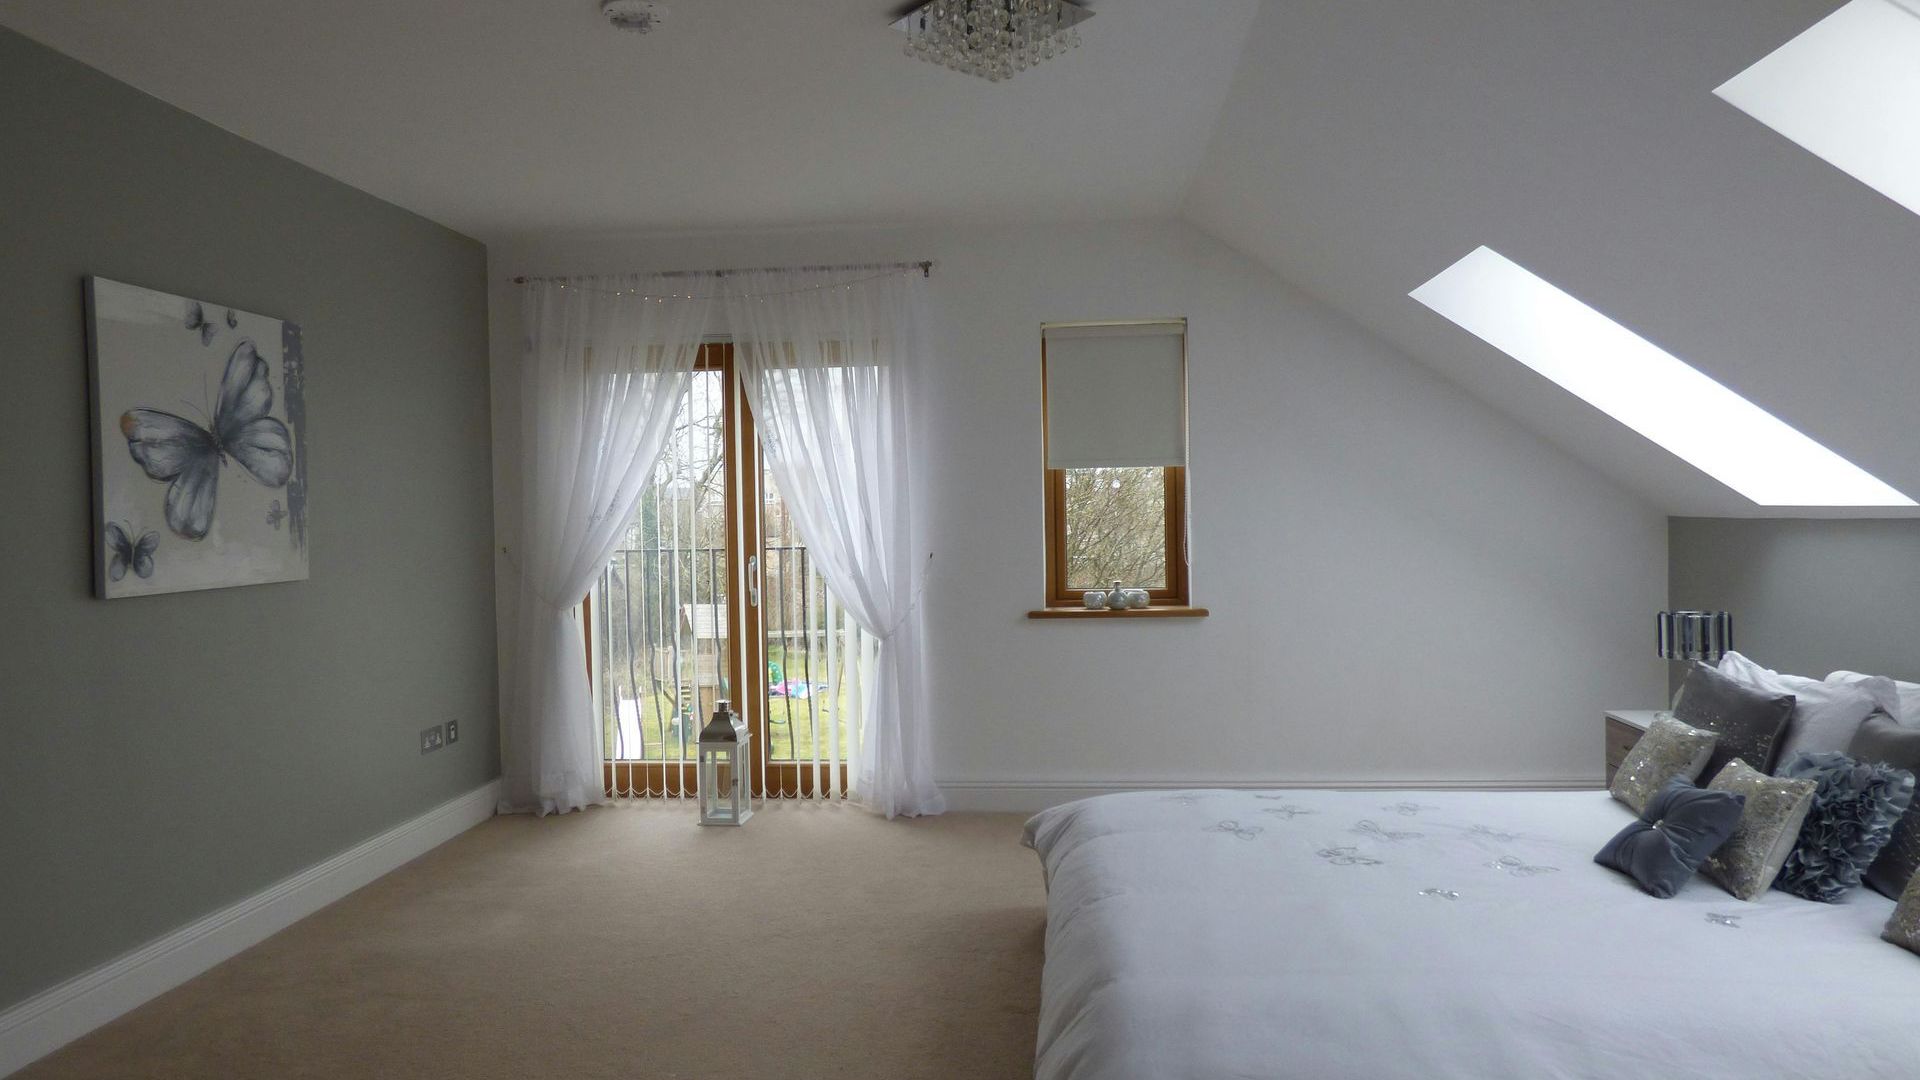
[896,0,1093,82]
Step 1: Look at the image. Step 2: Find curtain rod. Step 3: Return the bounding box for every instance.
[511,260,933,285]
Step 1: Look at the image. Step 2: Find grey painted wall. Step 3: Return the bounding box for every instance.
[1670,518,1920,689]
[0,29,497,1010]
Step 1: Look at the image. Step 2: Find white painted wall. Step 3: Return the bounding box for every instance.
[489,219,1668,809]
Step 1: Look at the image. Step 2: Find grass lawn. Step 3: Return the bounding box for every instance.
[602,675,855,762]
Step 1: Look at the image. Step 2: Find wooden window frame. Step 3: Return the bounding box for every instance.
[1043,466,1188,609]
[1037,323,1200,616]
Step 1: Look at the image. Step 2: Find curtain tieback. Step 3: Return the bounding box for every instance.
[880,552,935,640]
[502,544,587,615]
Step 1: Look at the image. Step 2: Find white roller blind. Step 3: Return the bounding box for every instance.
[1043,321,1187,469]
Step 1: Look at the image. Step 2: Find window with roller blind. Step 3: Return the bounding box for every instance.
[1039,319,1198,614]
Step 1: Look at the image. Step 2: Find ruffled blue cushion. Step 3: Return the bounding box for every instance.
[1774,750,1916,903]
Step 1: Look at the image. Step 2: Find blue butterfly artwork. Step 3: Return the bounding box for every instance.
[90,277,307,598]
[104,522,159,581]
[120,339,293,541]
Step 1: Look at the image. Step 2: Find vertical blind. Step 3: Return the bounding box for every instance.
[1043,320,1187,469]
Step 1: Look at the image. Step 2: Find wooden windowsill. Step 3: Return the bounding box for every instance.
[1027,606,1210,620]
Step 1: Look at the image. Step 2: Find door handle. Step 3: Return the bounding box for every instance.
[748,555,760,608]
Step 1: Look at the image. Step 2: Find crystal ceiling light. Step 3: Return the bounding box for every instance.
[895,0,1093,82]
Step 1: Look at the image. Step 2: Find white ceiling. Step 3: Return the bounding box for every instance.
[6,0,1916,517]
[0,0,1259,241]
[1184,0,1920,517]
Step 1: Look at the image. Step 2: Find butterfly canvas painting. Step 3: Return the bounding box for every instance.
[87,277,308,598]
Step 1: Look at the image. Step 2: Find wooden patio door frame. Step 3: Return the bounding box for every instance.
[591,342,847,799]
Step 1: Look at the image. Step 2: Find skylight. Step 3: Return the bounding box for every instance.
[1714,0,1920,218]
[1410,247,1915,507]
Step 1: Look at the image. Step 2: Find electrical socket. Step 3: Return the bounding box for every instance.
[444,719,459,745]
[420,724,445,754]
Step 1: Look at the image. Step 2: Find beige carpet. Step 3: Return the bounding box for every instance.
[21,805,1046,1079]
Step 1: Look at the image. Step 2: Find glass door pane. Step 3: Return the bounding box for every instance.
[595,357,735,797]
[755,457,862,799]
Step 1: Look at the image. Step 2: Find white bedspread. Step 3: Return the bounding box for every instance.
[1024,789,1920,1080]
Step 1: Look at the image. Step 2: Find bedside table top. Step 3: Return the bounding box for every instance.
[1604,709,1663,731]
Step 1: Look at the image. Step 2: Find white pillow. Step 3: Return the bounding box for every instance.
[1717,652,1888,765]
[1828,670,1920,727]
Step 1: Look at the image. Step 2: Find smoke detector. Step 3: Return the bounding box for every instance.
[600,0,667,34]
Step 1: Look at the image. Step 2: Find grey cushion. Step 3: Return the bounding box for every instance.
[1595,777,1746,898]
[1848,712,1920,899]
[1609,714,1718,815]
[1773,750,1915,903]
[1672,662,1797,778]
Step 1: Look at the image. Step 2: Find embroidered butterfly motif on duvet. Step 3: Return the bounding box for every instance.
[1353,819,1423,842]
[1207,820,1264,841]
[120,340,292,541]
[1463,824,1521,843]
[1487,855,1559,877]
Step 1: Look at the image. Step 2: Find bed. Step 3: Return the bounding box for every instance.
[1024,788,1919,1080]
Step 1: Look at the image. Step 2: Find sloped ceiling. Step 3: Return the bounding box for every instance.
[5,0,1914,517]
[1184,0,1920,518]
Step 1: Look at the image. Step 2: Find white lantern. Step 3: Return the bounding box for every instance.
[697,701,752,826]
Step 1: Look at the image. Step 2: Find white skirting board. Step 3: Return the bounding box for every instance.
[936,776,1602,813]
[0,779,501,1078]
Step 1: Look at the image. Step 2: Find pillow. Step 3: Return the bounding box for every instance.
[1884,872,1920,957]
[1609,714,1718,814]
[1848,713,1920,899]
[1829,669,1920,727]
[1703,758,1818,901]
[1772,751,1915,903]
[1671,662,1797,778]
[1595,777,1746,898]
[1718,652,1886,763]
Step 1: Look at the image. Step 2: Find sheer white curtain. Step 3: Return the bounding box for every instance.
[502,278,712,815]
[724,269,944,818]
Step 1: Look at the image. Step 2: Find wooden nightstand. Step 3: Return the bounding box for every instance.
[1603,710,1660,786]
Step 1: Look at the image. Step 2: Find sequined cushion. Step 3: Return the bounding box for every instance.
[1595,777,1746,898]
[1848,713,1920,900]
[1773,751,1915,903]
[1704,758,1817,902]
[1672,663,1797,778]
[1610,714,1719,814]
[1883,872,1920,956]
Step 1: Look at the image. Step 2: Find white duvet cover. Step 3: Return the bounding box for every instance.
[1024,789,1919,1080]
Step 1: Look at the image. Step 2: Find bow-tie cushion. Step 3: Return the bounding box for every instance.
[1596,777,1747,898]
